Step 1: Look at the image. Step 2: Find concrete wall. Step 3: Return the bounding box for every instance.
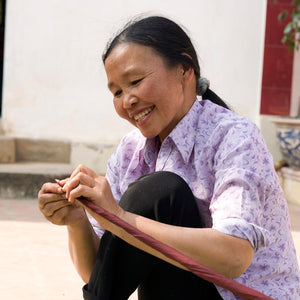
[259,115,282,163]
[1,0,267,146]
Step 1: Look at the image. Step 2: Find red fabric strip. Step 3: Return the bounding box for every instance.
[80,199,274,300]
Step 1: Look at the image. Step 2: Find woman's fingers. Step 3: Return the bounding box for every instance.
[68,184,95,204]
[38,183,66,209]
[39,194,85,225]
[56,165,118,215]
[42,199,72,218]
[39,182,64,196]
[63,171,95,199]
[44,204,80,225]
[55,178,68,186]
[69,164,97,181]
[38,179,87,226]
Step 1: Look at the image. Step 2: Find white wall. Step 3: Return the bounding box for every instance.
[291,46,300,117]
[2,0,267,145]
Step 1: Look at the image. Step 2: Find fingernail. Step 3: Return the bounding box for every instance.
[55,179,61,184]
[62,184,67,192]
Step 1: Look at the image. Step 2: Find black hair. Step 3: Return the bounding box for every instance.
[103,15,229,109]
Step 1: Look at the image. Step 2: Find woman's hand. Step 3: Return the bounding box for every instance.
[62,164,124,219]
[38,180,87,226]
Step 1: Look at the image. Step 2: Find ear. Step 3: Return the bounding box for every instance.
[180,64,194,83]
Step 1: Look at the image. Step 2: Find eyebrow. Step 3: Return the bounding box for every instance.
[107,81,116,90]
[107,67,143,90]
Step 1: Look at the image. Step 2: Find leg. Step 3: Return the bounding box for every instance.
[83,171,222,300]
[138,260,222,300]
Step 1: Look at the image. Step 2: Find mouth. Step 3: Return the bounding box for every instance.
[134,106,155,122]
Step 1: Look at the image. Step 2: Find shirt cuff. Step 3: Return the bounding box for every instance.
[88,215,105,238]
[212,218,268,251]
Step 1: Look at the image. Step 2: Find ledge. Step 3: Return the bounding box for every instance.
[271,116,300,126]
[278,167,300,206]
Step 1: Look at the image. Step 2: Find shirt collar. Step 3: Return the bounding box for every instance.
[167,99,200,163]
[139,99,201,165]
[139,136,160,166]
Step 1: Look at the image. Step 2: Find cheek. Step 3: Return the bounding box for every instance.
[113,100,136,126]
[113,100,126,118]
[138,79,159,99]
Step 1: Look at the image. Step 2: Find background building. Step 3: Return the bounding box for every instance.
[0,0,298,174]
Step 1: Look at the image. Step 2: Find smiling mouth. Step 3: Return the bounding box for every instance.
[134,106,155,122]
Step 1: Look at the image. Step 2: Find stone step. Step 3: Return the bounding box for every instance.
[15,138,70,163]
[0,162,73,199]
[0,119,4,135]
[0,137,116,199]
[0,137,70,164]
[0,136,15,163]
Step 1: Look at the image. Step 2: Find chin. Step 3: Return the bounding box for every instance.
[139,130,158,139]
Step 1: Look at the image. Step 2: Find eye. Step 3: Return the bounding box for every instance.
[114,90,122,97]
[131,78,142,85]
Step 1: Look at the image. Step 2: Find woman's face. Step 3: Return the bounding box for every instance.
[104,43,195,142]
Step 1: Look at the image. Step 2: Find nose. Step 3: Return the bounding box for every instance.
[123,93,138,109]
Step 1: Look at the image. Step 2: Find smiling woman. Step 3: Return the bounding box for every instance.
[38,15,300,300]
[105,43,196,142]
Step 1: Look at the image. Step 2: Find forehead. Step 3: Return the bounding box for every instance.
[104,43,167,80]
[105,42,161,64]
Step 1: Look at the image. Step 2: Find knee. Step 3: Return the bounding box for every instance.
[119,171,196,224]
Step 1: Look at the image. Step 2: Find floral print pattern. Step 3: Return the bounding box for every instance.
[89,100,300,299]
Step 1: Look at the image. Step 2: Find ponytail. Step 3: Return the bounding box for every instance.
[197,77,230,110]
[202,88,230,110]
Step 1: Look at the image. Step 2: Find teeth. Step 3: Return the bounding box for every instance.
[134,106,154,121]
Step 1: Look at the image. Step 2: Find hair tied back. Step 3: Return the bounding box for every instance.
[197,77,210,96]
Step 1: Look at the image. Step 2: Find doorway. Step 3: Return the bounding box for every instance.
[0,0,5,117]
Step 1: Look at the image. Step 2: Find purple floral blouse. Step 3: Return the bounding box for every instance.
[89,100,300,299]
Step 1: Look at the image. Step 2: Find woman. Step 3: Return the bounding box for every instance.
[38,16,300,299]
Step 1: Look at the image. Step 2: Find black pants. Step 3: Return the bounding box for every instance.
[83,171,222,300]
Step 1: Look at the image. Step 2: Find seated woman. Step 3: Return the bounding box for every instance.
[38,15,300,300]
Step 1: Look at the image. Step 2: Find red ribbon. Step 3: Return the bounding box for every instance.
[80,198,274,300]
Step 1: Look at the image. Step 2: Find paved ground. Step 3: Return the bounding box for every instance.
[1,198,300,300]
